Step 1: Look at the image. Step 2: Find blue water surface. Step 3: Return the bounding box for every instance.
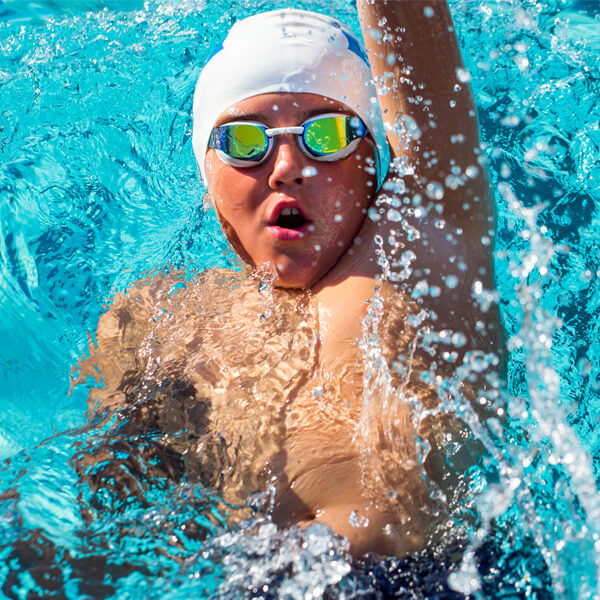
[0,0,599,597]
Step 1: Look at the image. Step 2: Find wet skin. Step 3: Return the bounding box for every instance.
[85,0,505,560]
[203,92,436,556]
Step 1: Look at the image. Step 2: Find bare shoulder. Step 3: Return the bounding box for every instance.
[77,267,248,416]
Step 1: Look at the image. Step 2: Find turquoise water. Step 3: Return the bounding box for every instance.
[0,0,599,597]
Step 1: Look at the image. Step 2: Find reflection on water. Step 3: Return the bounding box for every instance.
[0,0,599,597]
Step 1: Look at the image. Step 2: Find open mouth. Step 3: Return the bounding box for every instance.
[274,207,310,230]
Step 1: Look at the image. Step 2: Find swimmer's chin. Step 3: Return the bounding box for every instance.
[255,255,348,290]
[252,261,325,290]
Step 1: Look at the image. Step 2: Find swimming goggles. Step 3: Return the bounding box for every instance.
[208,113,368,167]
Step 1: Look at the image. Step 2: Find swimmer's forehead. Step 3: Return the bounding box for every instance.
[214,93,355,126]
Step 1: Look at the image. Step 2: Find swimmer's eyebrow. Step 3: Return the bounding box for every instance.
[215,111,265,125]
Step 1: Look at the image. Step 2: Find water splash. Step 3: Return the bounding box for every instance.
[1,0,599,597]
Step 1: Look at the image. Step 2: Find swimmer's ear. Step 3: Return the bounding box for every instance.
[203,193,213,213]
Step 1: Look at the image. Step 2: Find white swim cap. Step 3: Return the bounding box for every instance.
[192,9,390,190]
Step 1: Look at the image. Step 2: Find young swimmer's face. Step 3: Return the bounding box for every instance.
[205,92,378,288]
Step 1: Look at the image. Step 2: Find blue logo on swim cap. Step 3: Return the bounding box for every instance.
[205,40,224,65]
[330,21,369,65]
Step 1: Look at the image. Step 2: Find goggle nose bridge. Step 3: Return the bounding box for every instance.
[265,126,305,137]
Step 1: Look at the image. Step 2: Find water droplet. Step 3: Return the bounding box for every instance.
[501,114,520,127]
[349,511,369,528]
[514,41,529,53]
[368,207,382,222]
[411,280,430,299]
[513,55,529,71]
[387,208,402,222]
[302,166,317,177]
[455,67,471,83]
[334,214,343,223]
[465,165,479,179]
[452,331,467,347]
[425,181,444,200]
[423,6,434,17]
[445,274,459,289]
[468,350,493,373]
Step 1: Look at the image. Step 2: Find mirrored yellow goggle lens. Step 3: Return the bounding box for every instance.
[304,116,350,154]
[225,124,267,158]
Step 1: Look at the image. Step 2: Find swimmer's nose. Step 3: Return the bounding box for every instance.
[268,136,307,189]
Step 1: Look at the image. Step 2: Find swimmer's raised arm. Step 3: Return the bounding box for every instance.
[356,0,502,354]
[358,0,481,178]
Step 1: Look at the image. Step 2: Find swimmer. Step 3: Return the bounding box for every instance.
[81,0,504,558]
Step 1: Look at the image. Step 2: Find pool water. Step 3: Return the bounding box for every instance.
[0,0,599,597]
